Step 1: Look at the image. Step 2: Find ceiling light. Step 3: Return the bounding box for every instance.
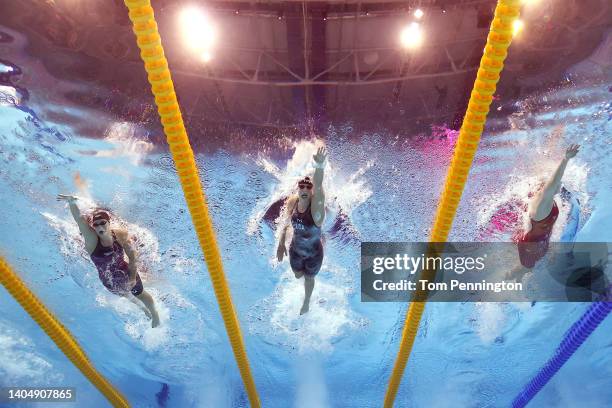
[512,19,524,37]
[201,51,213,63]
[180,7,216,55]
[400,22,423,49]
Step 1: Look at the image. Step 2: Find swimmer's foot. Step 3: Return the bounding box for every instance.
[151,313,160,328]
[511,269,527,284]
[505,266,528,283]
[300,302,309,315]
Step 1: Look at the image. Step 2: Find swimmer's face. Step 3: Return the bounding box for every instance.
[298,182,313,200]
[92,219,109,236]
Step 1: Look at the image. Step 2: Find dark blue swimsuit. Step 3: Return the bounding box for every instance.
[289,201,323,276]
[90,231,143,296]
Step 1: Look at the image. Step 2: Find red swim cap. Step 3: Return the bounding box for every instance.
[298,176,313,186]
[92,210,110,223]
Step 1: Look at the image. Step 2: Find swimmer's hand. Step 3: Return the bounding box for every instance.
[565,144,580,159]
[312,146,327,166]
[57,194,78,203]
[276,243,287,262]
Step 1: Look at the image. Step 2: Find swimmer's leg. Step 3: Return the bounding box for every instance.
[135,290,160,328]
[300,276,315,315]
[289,248,305,279]
[126,294,152,319]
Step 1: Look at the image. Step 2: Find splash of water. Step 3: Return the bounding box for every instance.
[94,122,154,167]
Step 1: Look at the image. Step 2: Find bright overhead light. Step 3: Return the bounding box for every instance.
[201,51,213,63]
[414,8,424,19]
[180,7,216,57]
[400,22,423,49]
[512,19,524,37]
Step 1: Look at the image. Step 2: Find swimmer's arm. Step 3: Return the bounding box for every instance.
[115,229,138,279]
[541,157,569,199]
[533,145,579,219]
[311,168,326,227]
[277,223,290,262]
[279,224,289,244]
[278,196,297,245]
[276,198,295,261]
[58,195,97,251]
[311,146,327,227]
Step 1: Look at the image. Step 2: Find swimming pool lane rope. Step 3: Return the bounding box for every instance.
[512,287,612,407]
[0,256,129,407]
[122,1,261,406]
[383,1,521,407]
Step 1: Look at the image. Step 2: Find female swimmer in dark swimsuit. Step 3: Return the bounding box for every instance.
[277,146,327,315]
[508,137,580,282]
[57,194,160,327]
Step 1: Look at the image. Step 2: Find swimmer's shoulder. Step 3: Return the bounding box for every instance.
[112,228,130,243]
[286,195,298,212]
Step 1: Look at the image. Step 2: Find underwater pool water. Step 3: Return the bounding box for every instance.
[1,76,612,407]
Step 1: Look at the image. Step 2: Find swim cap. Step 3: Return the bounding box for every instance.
[92,210,110,223]
[298,176,313,186]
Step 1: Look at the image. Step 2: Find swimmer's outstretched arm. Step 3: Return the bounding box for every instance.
[311,146,327,227]
[531,143,580,220]
[57,194,98,252]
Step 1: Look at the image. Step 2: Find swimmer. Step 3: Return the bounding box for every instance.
[276,146,327,315]
[57,194,160,327]
[507,139,580,282]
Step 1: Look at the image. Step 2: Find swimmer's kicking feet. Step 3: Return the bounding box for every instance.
[506,139,580,282]
[57,194,160,327]
[277,146,327,315]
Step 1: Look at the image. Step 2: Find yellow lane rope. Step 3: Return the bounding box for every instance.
[383,1,521,406]
[122,1,260,406]
[0,256,129,407]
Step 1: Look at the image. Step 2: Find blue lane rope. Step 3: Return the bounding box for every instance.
[512,286,612,408]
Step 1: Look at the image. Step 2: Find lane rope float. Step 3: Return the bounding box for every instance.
[123,1,261,406]
[0,256,129,408]
[383,1,522,406]
[512,287,612,408]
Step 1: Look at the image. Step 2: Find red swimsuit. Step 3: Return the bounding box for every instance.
[90,231,143,295]
[518,201,559,268]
